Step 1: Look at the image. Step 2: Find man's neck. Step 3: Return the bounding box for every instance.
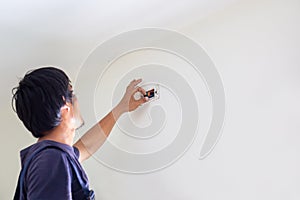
[38,125,75,146]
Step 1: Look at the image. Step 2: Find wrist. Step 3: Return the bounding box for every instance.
[113,103,126,119]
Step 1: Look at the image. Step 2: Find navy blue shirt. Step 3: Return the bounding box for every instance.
[19,140,89,199]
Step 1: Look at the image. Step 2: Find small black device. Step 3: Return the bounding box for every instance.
[144,88,156,98]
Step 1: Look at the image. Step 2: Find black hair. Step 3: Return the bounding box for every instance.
[12,67,73,138]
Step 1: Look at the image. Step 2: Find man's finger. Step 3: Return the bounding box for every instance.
[132,79,142,87]
[128,79,142,89]
[136,87,146,96]
[137,96,148,105]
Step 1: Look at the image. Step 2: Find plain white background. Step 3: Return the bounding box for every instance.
[0,0,299,199]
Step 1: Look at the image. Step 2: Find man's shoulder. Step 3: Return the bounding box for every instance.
[21,140,77,168]
[29,146,70,172]
[26,144,73,183]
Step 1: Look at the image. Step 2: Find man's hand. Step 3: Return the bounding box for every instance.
[116,79,148,114]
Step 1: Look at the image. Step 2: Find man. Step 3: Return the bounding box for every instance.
[12,67,148,199]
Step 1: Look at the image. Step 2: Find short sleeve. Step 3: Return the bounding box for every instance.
[73,146,80,159]
[26,148,72,200]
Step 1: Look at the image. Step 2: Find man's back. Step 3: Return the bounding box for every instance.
[19,140,89,200]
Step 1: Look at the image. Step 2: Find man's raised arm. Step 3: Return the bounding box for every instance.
[74,79,148,162]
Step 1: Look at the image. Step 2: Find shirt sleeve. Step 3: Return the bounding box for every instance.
[73,146,80,160]
[26,148,72,200]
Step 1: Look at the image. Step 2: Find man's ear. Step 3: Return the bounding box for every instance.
[61,104,71,115]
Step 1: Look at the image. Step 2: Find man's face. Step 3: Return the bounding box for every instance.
[70,94,84,130]
[68,84,84,130]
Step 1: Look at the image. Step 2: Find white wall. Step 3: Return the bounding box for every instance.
[1,0,299,199]
[181,0,300,199]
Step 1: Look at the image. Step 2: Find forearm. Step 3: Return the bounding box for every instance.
[74,104,125,162]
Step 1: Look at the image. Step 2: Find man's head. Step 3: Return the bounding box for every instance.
[12,67,79,138]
